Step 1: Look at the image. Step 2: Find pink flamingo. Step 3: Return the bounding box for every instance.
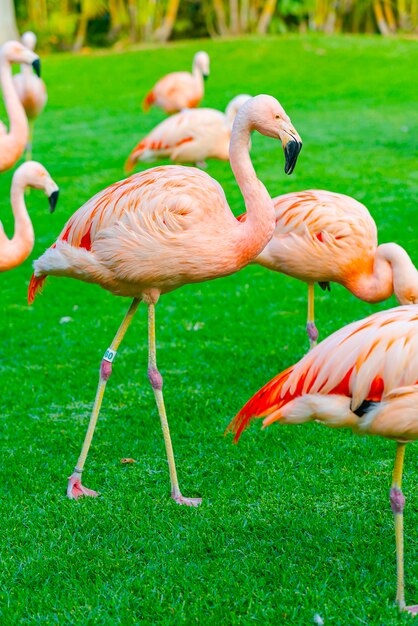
[125,94,251,172]
[241,189,418,348]
[0,161,59,272]
[13,32,48,161]
[28,95,302,506]
[143,51,210,114]
[0,40,41,173]
[228,304,418,614]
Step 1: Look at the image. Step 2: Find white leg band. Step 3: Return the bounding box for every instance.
[103,348,117,363]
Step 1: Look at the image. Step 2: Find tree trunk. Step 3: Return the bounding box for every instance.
[240,0,250,32]
[154,0,180,42]
[383,0,397,30]
[73,14,89,50]
[230,0,240,33]
[0,0,19,43]
[213,0,229,35]
[373,0,392,33]
[257,0,278,32]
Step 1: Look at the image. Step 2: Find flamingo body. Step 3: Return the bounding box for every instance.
[0,161,59,272]
[229,305,418,612]
[144,51,210,114]
[125,94,251,171]
[230,305,418,441]
[30,95,302,505]
[13,68,47,120]
[31,166,252,299]
[244,189,418,347]
[0,41,41,172]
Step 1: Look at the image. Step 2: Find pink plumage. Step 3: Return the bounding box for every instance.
[0,40,41,172]
[29,95,302,506]
[126,94,251,171]
[245,189,418,347]
[228,305,418,613]
[143,51,210,114]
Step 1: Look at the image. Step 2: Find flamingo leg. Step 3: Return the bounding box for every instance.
[147,303,201,507]
[390,442,417,613]
[67,298,140,499]
[25,120,34,161]
[306,283,318,349]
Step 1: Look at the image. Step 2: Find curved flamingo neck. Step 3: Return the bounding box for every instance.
[8,177,34,262]
[347,243,417,303]
[192,62,204,90]
[21,63,33,80]
[0,56,28,145]
[230,116,275,265]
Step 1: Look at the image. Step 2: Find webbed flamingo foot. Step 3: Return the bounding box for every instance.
[67,472,99,500]
[404,605,418,615]
[171,490,202,507]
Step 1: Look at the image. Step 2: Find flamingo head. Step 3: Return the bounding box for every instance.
[194,51,210,79]
[0,40,41,76]
[21,31,37,52]
[13,162,59,213]
[238,94,303,175]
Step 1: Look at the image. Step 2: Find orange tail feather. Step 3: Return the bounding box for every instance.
[28,274,47,305]
[227,366,295,442]
[143,91,155,112]
[124,141,146,173]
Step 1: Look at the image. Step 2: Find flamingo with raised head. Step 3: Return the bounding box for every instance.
[125,94,251,172]
[228,304,418,614]
[0,161,59,272]
[243,190,418,348]
[143,51,210,114]
[0,41,41,172]
[28,95,302,506]
[13,32,48,161]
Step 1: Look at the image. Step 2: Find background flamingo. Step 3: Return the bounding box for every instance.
[28,95,302,506]
[228,304,418,614]
[13,31,48,161]
[143,51,210,114]
[0,41,41,173]
[241,189,418,348]
[125,94,251,172]
[0,161,59,272]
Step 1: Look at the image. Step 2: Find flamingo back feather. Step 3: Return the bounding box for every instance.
[228,305,418,441]
[143,90,155,112]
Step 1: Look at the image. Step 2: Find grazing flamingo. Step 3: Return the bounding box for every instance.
[125,94,251,172]
[13,32,48,161]
[143,51,210,114]
[228,305,418,614]
[28,95,302,506]
[0,40,41,172]
[242,190,418,348]
[0,161,59,272]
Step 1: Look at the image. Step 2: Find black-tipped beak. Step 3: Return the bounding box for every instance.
[48,189,59,213]
[32,58,41,77]
[284,140,302,175]
[203,73,209,81]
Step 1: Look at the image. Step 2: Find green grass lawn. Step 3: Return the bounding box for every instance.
[1,35,417,625]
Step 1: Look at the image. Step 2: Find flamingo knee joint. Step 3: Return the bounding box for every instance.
[148,366,163,390]
[390,487,405,514]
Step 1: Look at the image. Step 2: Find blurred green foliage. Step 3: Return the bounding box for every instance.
[11,0,418,52]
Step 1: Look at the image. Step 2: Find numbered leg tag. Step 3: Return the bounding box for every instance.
[103,348,117,363]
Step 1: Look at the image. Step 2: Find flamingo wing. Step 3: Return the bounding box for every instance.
[254,190,378,283]
[228,305,418,441]
[126,109,229,171]
[30,166,235,299]
[153,72,201,112]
